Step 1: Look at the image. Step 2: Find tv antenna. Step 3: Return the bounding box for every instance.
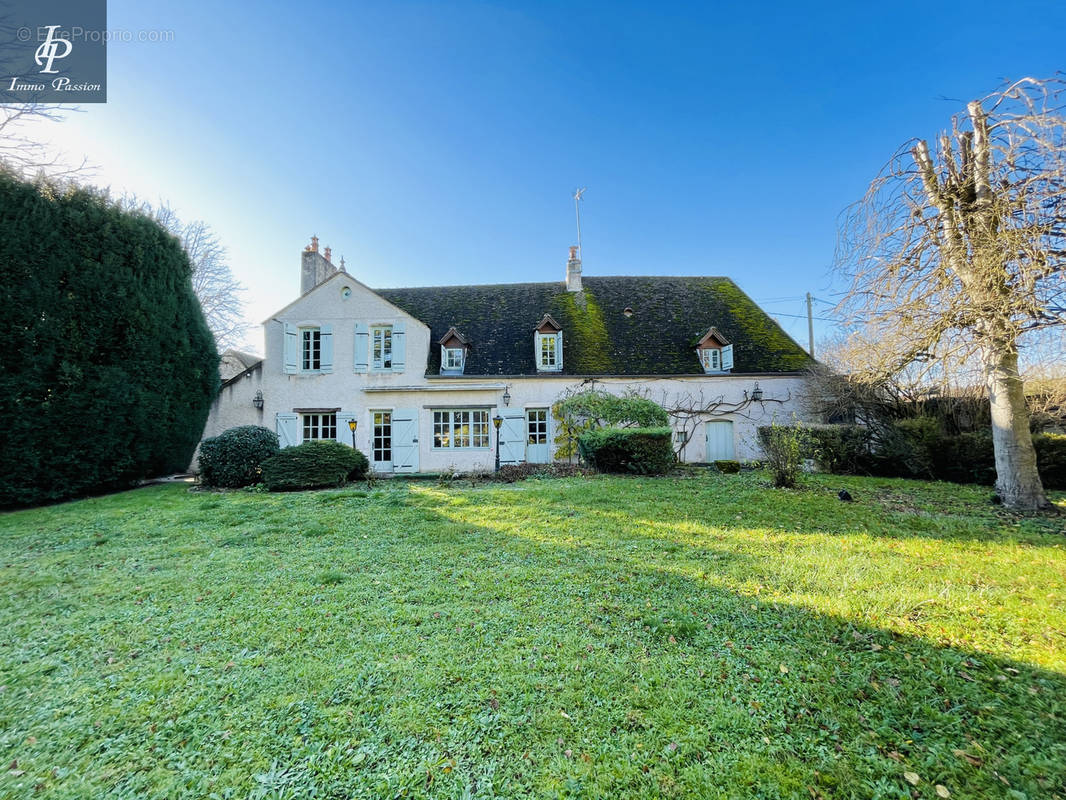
[573,187,587,259]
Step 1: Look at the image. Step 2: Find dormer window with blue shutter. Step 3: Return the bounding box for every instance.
[696,327,733,374]
[438,327,469,375]
[534,314,563,372]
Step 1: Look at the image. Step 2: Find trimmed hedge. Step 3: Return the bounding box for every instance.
[198,426,280,488]
[261,441,369,491]
[577,427,674,475]
[0,172,218,506]
[777,423,1066,489]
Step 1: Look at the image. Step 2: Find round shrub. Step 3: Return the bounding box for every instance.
[577,427,674,475]
[198,426,280,488]
[260,440,369,491]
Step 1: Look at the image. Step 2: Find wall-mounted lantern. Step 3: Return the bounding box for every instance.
[751,382,763,402]
[253,390,264,409]
[502,387,511,406]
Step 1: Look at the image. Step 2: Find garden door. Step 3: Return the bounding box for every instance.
[526,408,550,463]
[705,420,735,461]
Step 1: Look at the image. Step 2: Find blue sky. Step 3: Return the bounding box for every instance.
[23,0,1066,352]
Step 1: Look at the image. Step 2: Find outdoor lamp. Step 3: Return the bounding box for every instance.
[502,388,511,406]
[751,382,763,402]
[348,418,358,449]
[492,414,503,472]
[253,390,264,409]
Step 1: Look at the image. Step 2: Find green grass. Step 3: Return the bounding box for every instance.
[0,472,1064,799]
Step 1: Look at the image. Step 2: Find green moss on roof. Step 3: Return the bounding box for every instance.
[377,276,811,376]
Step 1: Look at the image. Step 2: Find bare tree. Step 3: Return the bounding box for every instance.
[125,199,247,350]
[0,104,90,178]
[837,78,1066,510]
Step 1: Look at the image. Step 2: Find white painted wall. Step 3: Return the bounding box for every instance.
[188,363,264,473]
[198,271,813,473]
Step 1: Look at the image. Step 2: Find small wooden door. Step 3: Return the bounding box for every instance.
[498,411,526,465]
[705,420,735,461]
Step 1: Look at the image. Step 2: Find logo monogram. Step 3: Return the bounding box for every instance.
[34,26,73,74]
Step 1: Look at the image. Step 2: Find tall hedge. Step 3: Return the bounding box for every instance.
[0,172,218,506]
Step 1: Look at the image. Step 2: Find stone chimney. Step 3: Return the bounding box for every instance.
[323,246,332,263]
[301,234,338,294]
[566,245,582,292]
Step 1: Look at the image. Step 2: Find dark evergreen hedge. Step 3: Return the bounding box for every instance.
[577,427,675,475]
[0,172,218,506]
[198,426,279,488]
[765,423,1066,490]
[260,441,369,491]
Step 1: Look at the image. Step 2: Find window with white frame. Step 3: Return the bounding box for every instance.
[371,326,393,370]
[302,413,336,441]
[432,409,489,449]
[301,328,322,371]
[443,347,464,370]
[537,333,560,369]
[699,347,721,372]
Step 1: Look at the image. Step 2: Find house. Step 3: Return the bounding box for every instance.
[194,237,814,473]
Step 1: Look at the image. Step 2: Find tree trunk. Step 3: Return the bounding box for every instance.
[983,345,1050,510]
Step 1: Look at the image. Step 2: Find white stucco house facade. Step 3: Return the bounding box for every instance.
[195,238,815,473]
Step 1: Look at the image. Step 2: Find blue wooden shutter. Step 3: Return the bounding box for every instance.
[354,323,369,373]
[320,324,333,373]
[721,344,734,371]
[392,321,406,373]
[276,413,298,447]
[336,412,357,447]
[283,324,298,374]
[555,332,563,371]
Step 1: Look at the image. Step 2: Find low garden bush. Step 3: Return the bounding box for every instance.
[494,463,591,483]
[714,460,741,474]
[198,426,280,488]
[757,421,814,488]
[1033,433,1066,489]
[577,427,674,475]
[260,440,369,491]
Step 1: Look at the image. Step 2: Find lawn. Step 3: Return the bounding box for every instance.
[1,472,1064,799]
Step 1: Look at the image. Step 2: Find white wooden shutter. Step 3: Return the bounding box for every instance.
[499,411,526,464]
[354,322,369,373]
[392,321,405,373]
[721,344,734,371]
[555,332,563,370]
[276,413,298,448]
[319,324,333,373]
[391,409,419,473]
[336,412,357,447]
[283,324,298,374]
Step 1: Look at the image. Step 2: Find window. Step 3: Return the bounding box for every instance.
[371,326,393,370]
[443,347,464,370]
[301,328,321,371]
[432,409,490,449]
[699,347,721,372]
[372,411,392,463]
[302,413,336,441]
[539,335,557,368]
[527,408,548,445]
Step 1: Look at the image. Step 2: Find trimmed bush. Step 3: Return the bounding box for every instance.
[809,425,871,475]
[494,463,590,483]
[1033,433,1066,490]
[714,460,741,474]
[198,426,280,488]
[578,427,674,475]
[0,172,218,506]
[261,441,369,491]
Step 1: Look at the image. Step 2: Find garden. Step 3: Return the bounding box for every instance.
[1,469,1063,798]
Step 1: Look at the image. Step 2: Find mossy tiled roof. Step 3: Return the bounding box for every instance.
[377,276,811,376]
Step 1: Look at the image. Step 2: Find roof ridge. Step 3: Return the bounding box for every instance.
[375,275,732,292]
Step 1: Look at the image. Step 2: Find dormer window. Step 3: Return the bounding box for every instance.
[696,327,734,374]
[438,327,470,375]
[534,314,563,372]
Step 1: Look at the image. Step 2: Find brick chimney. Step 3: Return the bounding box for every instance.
[566,245,582,292]
[301,235,338,294]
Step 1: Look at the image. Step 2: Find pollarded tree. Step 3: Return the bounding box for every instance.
[837,78,1066,510]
